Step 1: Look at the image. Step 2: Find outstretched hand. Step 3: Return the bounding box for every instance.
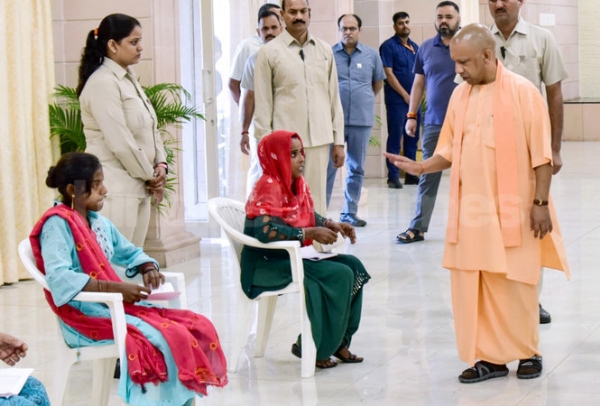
[0,332,28,366]
[383,152,422,176]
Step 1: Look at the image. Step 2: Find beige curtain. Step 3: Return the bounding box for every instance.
[0,0,58,284]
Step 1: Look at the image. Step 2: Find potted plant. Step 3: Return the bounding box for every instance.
[48,82,204,211]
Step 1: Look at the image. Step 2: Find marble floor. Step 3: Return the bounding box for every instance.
[2,141,599,405]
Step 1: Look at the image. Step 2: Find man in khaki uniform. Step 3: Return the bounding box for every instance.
[253,0,345,214]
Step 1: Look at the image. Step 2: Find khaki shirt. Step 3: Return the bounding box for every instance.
[253,29,344,148]
[491,17,568,92]
[80,58,166,197]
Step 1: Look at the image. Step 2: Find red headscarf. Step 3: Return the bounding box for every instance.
[246,130,315,244]
[29,205,228,395]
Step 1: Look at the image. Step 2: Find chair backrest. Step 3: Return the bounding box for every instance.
[207,197,248,262]
[18,239,50,289]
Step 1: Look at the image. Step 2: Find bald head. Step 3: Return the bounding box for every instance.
[451,23,496,57]
[450,23,497,85]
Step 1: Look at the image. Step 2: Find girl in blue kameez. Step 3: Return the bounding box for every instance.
[30,152,227,405]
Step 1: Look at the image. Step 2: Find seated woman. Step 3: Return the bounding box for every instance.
[29,152,227,406]
[241,130,370,369]
[0,331,50,406]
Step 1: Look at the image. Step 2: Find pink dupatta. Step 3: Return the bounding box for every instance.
[30,205,227,395]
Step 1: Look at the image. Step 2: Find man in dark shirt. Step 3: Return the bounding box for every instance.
[380,11,420,189]
[397,1,461,244]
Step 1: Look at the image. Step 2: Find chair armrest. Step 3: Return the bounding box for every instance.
[230,231,301,251]
[230,234,305,285]
[71,292,127,357]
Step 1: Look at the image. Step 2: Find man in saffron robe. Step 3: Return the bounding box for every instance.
[385,23,569,384]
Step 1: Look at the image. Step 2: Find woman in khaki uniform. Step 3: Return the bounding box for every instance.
[77,13,167,247]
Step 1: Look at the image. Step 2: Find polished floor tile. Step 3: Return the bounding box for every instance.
[1,141,599,405]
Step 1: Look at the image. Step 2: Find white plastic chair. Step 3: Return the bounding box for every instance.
[208,197,317,378]
[17,238,188,406]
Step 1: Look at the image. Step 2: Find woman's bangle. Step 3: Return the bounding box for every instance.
[241,131,249,135]
[139,262,158,275]
[406,112,418,118]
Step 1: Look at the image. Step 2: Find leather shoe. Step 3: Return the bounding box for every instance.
[404,175,420,185]
[340,214,367,227]
[387,178,403,189]
[539,304,551,324]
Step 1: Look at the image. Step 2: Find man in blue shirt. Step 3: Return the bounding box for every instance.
[397,0,461,243]
[380,11,420,189]
[326,14,385,227]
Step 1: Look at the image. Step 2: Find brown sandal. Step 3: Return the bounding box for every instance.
[292,343,338,369]
[333,346,364,363]
[315,358,337,369]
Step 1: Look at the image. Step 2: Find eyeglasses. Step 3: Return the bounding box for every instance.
[339,27,358,32]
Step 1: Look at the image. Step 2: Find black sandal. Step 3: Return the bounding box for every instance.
[458,360,509,384]
[291,343,302,359]
[396,228,424,244]
[517,355,543,379]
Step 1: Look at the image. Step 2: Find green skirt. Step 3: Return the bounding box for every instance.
[241,248,370,359]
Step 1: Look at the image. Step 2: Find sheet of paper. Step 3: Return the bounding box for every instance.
[300,246,338,261]
[0,368,33,398]
[140,282,181,301]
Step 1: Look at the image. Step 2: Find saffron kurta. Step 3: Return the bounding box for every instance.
[434,63,569,365]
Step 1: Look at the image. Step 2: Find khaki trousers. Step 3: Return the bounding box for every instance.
[303,144,330,215]
[102,195,151,247]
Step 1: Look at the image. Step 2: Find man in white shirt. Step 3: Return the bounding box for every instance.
[228,3,281,104]
[253,0,345,214]
[239,10,284,195]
